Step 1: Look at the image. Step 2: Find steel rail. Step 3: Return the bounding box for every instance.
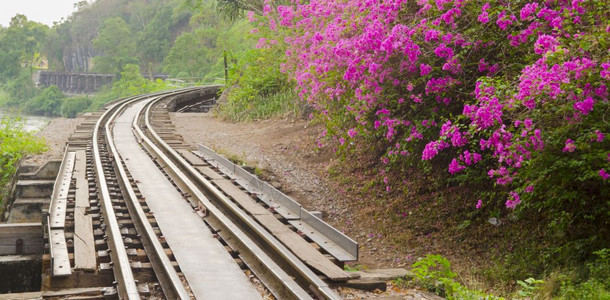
[136,90,343,299]
[92,87,200,299]
[92,96,141,299]
[133,95,312,299]
[105,93,192,300]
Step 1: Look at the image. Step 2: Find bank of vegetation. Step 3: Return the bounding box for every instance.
[198,0,609,298]
[0,116,46,211]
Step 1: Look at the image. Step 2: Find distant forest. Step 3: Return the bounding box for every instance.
[1,0,253,81]
[0,0,255,116]
[46,0,252,79]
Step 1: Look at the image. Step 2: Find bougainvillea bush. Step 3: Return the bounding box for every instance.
[250,0,609,266]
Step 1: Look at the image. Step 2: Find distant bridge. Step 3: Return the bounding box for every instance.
[34,71,115,94]
[34,71,169,94]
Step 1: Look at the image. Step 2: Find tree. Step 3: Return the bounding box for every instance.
[25,85,64,116]
[61,96,92,118]
[162,28,218,78]
[92,17,138,74]
[136,6,173,76]
[0,14,48,79]
[3,75,39,106]
[188,0,264,21]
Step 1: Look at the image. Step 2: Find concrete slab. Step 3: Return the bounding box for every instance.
[0,223,43,255]
[0,255,42,294]
[15,180,55,198]
[113,102,261,300]
[7,198,48,223]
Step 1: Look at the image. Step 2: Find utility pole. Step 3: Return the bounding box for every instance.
[223,50,229,84]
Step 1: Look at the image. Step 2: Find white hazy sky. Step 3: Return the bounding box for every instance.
[0,0,82,27]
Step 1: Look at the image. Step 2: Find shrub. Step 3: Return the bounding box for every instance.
[25,85,64,116]
[250,0,610,269]
[411,254,501,299]
[61,96,92,118]
[2,75,38,106]
[217,8,300,121]
[0,116,46,207]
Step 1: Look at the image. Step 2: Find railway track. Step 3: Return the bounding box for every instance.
[44,87,359,299]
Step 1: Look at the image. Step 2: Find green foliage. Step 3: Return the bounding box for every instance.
[187,0,264,21]
[218,46,298,121]
[92,17,139,74]
[2,74,39,106]
[412,254,457,283]
[163,28,218,78]
[111,64,172,97]
[219,87,298,121]
[0,51,21,82]
[136,6,174,75]
[516,278,544,297]
[25,85,64,116]
[0,14,48,80]
[411,255,501,299]
[555,249,610,299]
[61,96,92,118]
[343,264,367,272]
[0,116,47,207]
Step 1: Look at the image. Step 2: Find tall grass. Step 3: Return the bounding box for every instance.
[217,88,300,121]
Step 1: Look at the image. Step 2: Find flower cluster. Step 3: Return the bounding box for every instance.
[249,0,609,210]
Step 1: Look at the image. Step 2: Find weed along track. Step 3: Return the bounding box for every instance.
[40,87,362,299]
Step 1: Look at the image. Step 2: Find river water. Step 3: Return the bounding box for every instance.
[0,109,53,132]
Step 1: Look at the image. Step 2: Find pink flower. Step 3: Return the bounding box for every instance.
[420,63,432,76]
[601,62,610,79]
[247,11,257,22]
[256,38,267,49]
[448,158,466,174]
[269,19,277,31]
[476,199,482,209]
[347,128,357,138]
[434,43,454,59]
[594,130,604,142]
[563,139,576,152]
[478,59,488,72]
[520,3,539,21]
[424,29,440,42]
[573,97,595,115]
[534,34,559,55]
[600,169,610,180]
[525,185,534,193]
[422,140,448,160]
[478,11,489,24]
[496,10,515,30]
[505,191,521,209]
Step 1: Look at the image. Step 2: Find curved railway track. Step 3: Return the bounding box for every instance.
[46,87,358,299]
